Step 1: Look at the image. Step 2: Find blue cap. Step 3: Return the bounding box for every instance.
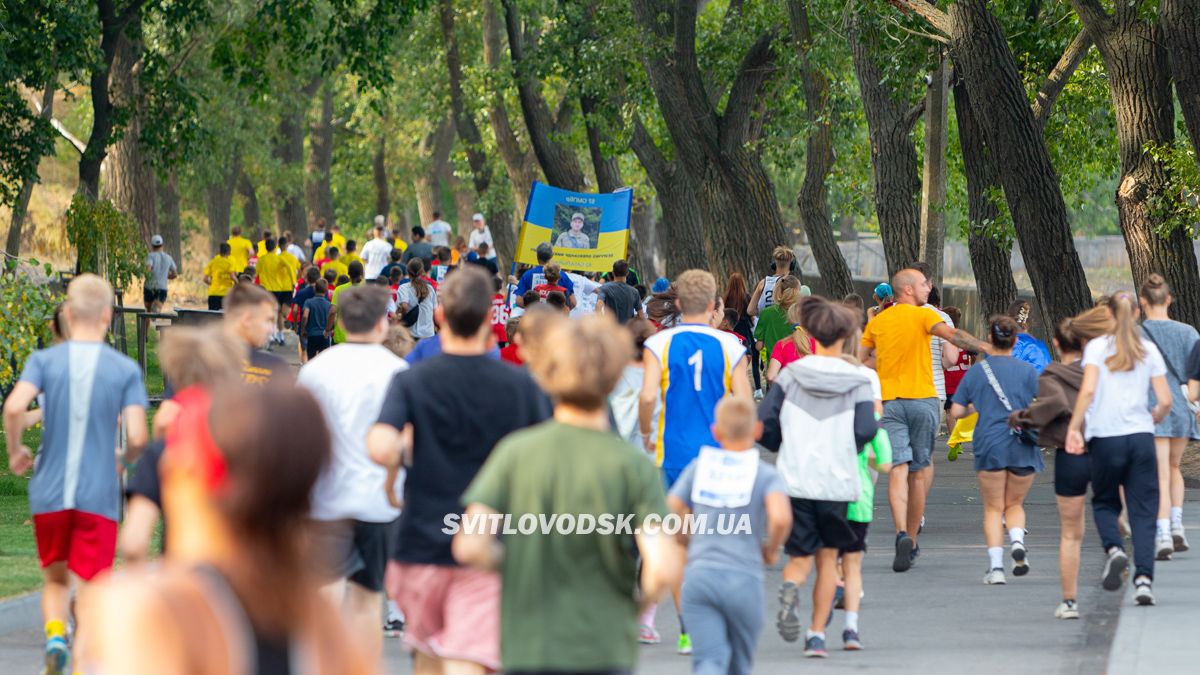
[652,277,670,293]
[874,282,893,300]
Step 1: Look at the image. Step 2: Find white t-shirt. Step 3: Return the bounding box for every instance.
[361,238,392,280]
[287,243,307,263]
[468,227,495,258]
[566,272,600,318]
[1082,335,1167,440]
[397,283,438,339]
[924,304,953,401]
[427,219,453,247]
[757,275,781,313]
[298,344,409,522]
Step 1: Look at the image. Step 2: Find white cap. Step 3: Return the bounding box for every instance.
[472,213,485,221]
[150,235,164,247]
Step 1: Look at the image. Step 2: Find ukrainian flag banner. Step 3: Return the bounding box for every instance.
[514,181,632,273]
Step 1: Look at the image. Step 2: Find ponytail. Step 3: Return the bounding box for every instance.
[1105,292,1144,372]
[407,259,430,302]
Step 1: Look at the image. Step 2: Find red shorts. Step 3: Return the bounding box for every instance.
[385,562,501,670]
[33,510,117,581]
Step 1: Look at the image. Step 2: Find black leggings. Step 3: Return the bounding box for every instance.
[734,317,760,390]
[1088,433,1159,580]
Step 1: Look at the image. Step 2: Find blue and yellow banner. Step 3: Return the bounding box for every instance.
[514,182,632,273]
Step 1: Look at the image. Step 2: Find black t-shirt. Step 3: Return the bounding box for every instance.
[468,256,499,276]
[127,439,165,508]
[376,354,552,565]
[598,281,642,324]
[244,349,292,385]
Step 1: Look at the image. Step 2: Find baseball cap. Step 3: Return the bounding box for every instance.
[150,235,164,247]
[472,213,484,221]
[571,212,585,221]
[874,282,893,300]
[652,277,670,294]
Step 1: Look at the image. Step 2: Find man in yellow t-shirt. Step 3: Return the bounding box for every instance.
[320,248,349,281]
[314,225,347,263]
[257,231,276,259]
[203,243,238,311]
[342,239,363,270]
[255,236,296,347]
[227,227,254,273]
[859,267,989,572]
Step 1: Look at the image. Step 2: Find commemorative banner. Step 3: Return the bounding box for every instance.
[514,181,632,273]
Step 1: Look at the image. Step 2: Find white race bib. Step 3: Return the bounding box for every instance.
[691,447,759,509]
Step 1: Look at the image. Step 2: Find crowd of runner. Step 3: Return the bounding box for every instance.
[6,222,1200,674]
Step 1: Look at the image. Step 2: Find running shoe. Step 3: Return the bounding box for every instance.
[803,634,828,658]
[753,388,765,402]
[1011,541,1029,576]
[777,581,802,642]
[1172,523,1189,552]
[1155,531,1174,560]
[893,533,914,573]
[677,633,693,655]
[383,617,405,638]
[1054,599,1080,620]
[1134,577,1154,606]
[910,544,921,566]
[833,584,845,610]
[983,568,1006,585]
[1102,547,1129,591]
[43,635,69,675]
[919,515,926,534]
[842,629,864,651]
[638,624,662,644]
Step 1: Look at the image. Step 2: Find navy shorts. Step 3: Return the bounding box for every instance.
[1055,448,1090,497]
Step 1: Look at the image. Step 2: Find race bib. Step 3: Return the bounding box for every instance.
[691,446,759,509]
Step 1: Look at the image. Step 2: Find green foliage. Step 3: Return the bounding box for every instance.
[0,259,60,394]
[64,195,147,291]
[1146,136,1200,238]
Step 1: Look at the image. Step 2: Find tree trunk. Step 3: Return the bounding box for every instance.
[450,173,475,234]
[274,111,307,236]
[1074,2,1200,325]
[207,155,241,255]
[847,11,922,276]
[919,53,950,290]
[948,0,1092,329]
[373,136,390,220]
[439,0,493,196]
[102,29,158,243]
[952,77,1018,319]
[628,197,659,280]
[6,78,56,257]
[788,0,854,299]
[236,169,259,236]
[582,96,622,193]
[77,1,128,199]
[629,118,707,277]
[305,79,336,232]
[1162,0,1200,161]
[157,169,182,265]
[414,118,454,227]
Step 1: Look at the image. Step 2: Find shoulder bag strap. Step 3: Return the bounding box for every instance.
[980,360,1013,412]
[1140,323,1183,383]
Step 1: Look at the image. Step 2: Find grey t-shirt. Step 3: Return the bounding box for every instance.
[669,451,786,579]
[1142,319,1200,439]
[145,251,177,290]
[19,342,148,521]
[597,281,641,324]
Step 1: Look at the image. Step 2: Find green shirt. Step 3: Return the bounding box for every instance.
[848,424,892,523]
[754,304,794,358]
[462,420,668,672]
[330,281,362,344]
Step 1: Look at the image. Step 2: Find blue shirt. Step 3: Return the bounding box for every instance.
[292,284,316,309]
[515,266,575,298]
[303,296,332,336]
[1012,333,1051,373]
[951,355,1043,472]
[405,334,501,365]
[19,342,148,520]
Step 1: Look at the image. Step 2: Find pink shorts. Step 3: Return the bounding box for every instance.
[386,562,501,670]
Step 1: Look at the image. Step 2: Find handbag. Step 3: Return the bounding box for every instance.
[981,360,1040,446]
[1140,323,1200,415]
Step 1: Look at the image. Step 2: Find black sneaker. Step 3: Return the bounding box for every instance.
[893,533,914,573]
[1102,548,1129,591]
[383,618,405,638]
[803,634,828,658]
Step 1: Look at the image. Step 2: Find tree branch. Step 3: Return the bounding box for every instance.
[629,115,670,189]
[1031,27,1093,126]
[721,30,779,152]
[1067,0,1111,33]
[886,0,952,37]
[904,99,926,131]
[114,0,149,33]
[23,86,86,155]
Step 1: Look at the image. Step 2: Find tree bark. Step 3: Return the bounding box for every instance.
[952,76,1018,319]
[78,0,134,199]
[439,0,492,196]
[102,28,158,243]
[629,117,707,277]
[788,0,854,299]
[919,53,950,290]
[1161,0,1200,161]
[1071,0,1200,325]
[305,79,336,232]
[6,78,56,257]
[628,197,659,280]
[207,154,240,254]
[373,135,390,220]
[157,169,181,265]
[414,118,455,227]
[947,0,1092,328]
[847,10,922,276]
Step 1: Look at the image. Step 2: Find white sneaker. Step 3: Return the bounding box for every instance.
[1134,577,1155,606]
[983,568,1006,585]
[1172,523,1189,552]
[1155,531,1174,561]
[1054,600,1080,620]
[1011,541,1029,576]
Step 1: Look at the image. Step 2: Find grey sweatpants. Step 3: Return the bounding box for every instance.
[680,567,763,675]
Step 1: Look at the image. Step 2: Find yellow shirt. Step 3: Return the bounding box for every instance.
[861,303,945,401]
[330,281,362,344]
[203,255,236,296]
[321,259,349,280]
[343,253,363,270]
[257,252,293,292]
[314,233,347,261]
[393,239,408,254]
[279,251,300,285]
[227,236,253,272]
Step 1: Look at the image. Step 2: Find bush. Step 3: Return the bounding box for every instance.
[0,258,61,396]
[64,195,146,291]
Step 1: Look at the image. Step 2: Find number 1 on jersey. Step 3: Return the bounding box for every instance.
[687,350,703,391]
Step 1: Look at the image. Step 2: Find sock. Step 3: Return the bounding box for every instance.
[988,546,1003,569]
[386,600,404,623]
[844,611,859,633]
[45,620,66,640]
[806,629,825,640]
[678,615,687,636]
[1171,507,1183,525]
[1157,518,1170,536]
[638,602,658,627]
[1008,527,1024,545]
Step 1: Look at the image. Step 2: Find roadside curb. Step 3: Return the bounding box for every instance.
[0,592,40,636]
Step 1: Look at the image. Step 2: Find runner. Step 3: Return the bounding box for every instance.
[639,269,751,654]
[426,210,453,248]
[454,314,682,674]
[402,226,435,269]
[467,243,499,275]
[368,266,552,675]
[489,276,510,347]
[758,296,879,658]
[202,242,238,311]
[514,243,575,307]
[302,279,334,359]
[565,270,600,317]
[397,259,437,341]
[765,301,816,384]
[611,319,658,447]
[227,226,254,272]
[754,276,802,373]
[298,284,407,664]
[314,224,347,262]
[221,282,292,384]
[858,268,990,572]
[1010,307,1112,618]
[361,224,393,280]
[255,236,298,346]
[143,234,177,313]
[343,239,363,270]
[320,246,349,280]
[532,262,574,308]
[948,315,1041,585]
[1137,274,1200,559]
[3,274,148,675]
[748,245,796,317]
[468,213,495,258]
[866,283,892,322]
[669,396,791,674]
[329,261,365,345]
[1066,292,1173,605]
[723,273,761,394]
[1008,300,1052,372]
[597,259,643,324]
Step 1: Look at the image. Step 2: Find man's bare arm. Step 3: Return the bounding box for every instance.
[931,323,991,356]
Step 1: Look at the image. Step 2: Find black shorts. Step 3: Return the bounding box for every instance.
[784,498,856,557]
[981,466,1037,477]
[839,521,869,554]
[311,519,394,592]
[207,295,224,311]
[306,334,330,359]
[1055,448,1090,497]
[143,288,167,305]
[272,291,293,307]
